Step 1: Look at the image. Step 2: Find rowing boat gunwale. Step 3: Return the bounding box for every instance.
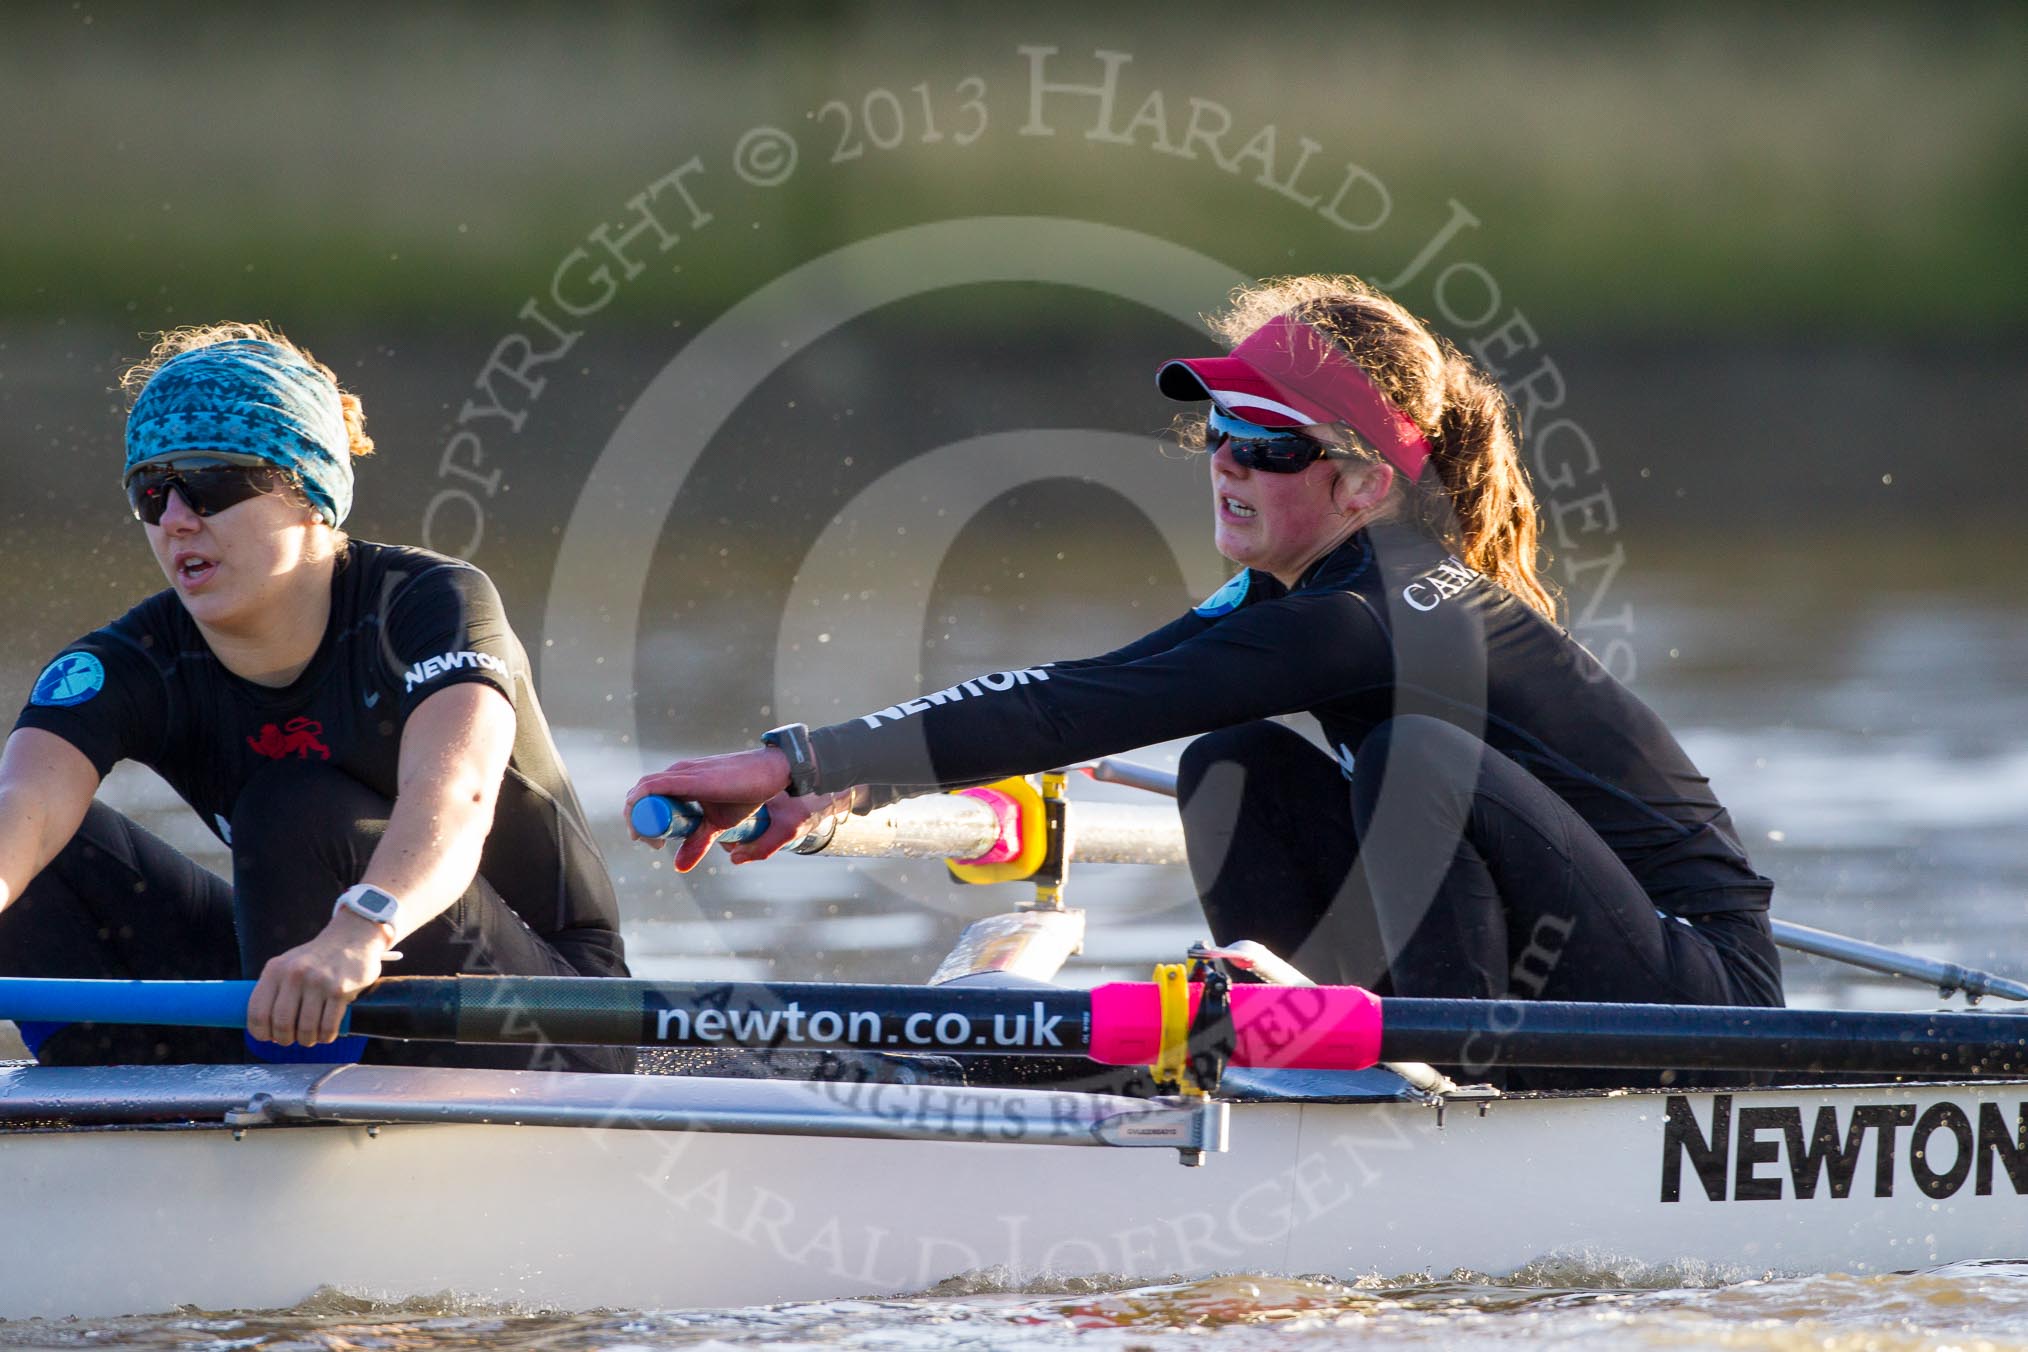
[6,1059,2028,1129]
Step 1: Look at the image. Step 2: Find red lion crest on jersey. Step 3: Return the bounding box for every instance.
[246,717,332,761]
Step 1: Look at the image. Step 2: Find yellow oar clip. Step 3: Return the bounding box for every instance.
[1151,961,1197,1096]
[945,775,1050,885]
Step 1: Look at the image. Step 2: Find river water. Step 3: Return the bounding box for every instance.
[5,1266,2028,1350]
[6,539,2028,1345]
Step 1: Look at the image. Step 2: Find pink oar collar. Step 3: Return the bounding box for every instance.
[1087,980,1383,1070]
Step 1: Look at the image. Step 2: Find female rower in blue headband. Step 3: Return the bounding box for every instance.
[0,324,631,1069]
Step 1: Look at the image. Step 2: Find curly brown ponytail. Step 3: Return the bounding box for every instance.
[1423,342,1554,619]
[1206,276,1558,622]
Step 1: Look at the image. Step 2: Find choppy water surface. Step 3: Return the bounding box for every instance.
[6,1265,2028,1351]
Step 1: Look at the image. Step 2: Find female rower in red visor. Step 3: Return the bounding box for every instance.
[628,275,1783,1058]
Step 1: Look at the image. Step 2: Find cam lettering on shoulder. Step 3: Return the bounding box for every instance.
[402,649,509,693]
[1401,555,1482,612]
[1660,1094,2028,1203]
[858,666,1054,728]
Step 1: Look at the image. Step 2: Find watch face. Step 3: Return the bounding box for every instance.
[350,887,398,921]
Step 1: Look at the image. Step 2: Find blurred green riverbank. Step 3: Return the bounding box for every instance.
[0,1,2021,334]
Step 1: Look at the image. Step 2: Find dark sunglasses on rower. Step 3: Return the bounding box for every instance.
[1204,407,1350,474]
[125,459,295,526]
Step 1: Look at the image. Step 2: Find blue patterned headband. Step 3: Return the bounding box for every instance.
[124,339,354,527]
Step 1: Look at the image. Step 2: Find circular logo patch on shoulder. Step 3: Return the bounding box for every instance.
[1193,570,1253,617]
[31,652,105,708]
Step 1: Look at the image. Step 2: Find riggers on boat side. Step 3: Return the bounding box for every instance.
[1,1063,2025,1318]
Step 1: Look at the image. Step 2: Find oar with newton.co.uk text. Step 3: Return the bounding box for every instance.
[5,975,2028,1077]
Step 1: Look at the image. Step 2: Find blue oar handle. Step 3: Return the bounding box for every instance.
[0,978,263,1030]
[630,795,771,846]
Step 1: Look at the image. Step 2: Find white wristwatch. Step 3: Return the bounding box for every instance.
[334,883,403,945]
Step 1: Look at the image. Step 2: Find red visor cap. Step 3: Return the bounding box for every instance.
[1156,313,1432,480]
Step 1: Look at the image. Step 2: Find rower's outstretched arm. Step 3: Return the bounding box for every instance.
[0,729,99,915]
[804,589,1381,793]
[626,587,1381,870]
[361,682,517,935]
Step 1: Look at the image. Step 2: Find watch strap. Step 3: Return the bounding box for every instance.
[761,722,820,797]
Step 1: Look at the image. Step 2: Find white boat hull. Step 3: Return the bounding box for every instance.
[5,1070,2025,1318]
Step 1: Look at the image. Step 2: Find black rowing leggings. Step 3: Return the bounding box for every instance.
[1178,717,1783,1087]
[0,761,633,1073]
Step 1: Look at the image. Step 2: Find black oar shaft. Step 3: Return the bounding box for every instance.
[1378,998,2028,1076]
[27,975,2024,1077]
[350,978,2028,1077]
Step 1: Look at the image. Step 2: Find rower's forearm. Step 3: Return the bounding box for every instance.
[0,730,101,918]
[357,790,498,941]
[0,785,56,915]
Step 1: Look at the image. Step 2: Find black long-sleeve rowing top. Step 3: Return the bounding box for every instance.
[807,522,1771,917]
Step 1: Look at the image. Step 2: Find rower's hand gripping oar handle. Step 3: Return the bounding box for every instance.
[631,795,771,846]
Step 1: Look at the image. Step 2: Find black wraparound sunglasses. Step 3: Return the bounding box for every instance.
[125,458,295,526]
[1204,407,1354,474]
